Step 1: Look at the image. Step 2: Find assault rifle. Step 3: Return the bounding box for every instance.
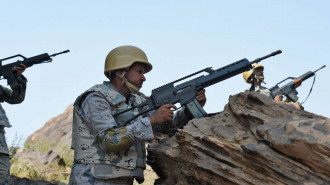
[269,65,326,103]
[0,50,70,88]
[113,50,282,124]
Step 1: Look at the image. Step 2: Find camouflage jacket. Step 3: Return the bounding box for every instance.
[0,75,27,128]
[245,85,271,98]
[70,81,188,182]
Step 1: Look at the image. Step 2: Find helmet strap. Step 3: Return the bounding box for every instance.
[115,71,141,94]
[249,69,256,92]
[255,75,265,84]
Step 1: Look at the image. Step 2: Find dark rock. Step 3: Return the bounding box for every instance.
[9,175,63,185]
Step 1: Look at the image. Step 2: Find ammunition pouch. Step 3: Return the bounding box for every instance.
[100,127,134,152]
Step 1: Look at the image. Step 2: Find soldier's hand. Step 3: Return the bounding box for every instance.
[274,94,283,101]
[12,64,27,76]
[149,104,177,126]
[196,89,206,107]
[293,78,302,89]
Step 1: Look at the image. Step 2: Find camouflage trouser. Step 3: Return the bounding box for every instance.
[68,164,134,185]
[0,153,10,185]
[0,127,9,155]
[0,127,9,185]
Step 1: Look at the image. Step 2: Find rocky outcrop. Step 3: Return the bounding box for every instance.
[147,92,330,185]
[18,105,73,166]
[13,92,329,184]
[10,105,74,184]
[13,149,65,167]
[25,104,73,148]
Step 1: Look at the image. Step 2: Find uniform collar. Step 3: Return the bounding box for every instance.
[103,81,137,106]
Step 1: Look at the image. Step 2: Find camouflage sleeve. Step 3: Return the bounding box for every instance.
[0,75,27,104]
[81,92,154,152]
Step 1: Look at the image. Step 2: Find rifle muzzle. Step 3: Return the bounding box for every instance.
[50,50,70,57]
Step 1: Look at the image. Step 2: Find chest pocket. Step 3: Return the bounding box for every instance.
[113,104,138,127]
[109,93,145,128]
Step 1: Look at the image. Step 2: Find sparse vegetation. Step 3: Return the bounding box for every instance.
[24,138,52,152]
[10,138,73,184]
[54,142,74,168]
[24,139,74,168]
[9,133,24,166]
[11,161,70,183]
[10,134,156,184]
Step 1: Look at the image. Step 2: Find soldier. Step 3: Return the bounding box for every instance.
[243,63,302,101]
[69,45,206,185]
[0,64,27,185]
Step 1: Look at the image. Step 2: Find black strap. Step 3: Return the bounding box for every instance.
[301,75,316,104]
[249,69,256,92]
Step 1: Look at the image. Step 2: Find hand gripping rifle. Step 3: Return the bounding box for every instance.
[113,50,282,125]
[269,65,326,103]
[0,50,70,88]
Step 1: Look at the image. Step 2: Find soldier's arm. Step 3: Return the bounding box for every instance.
[0,75,27,104]
[81,92,154,152]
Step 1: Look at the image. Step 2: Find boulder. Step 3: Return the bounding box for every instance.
[147,92,330,185]
[9,175,65,185]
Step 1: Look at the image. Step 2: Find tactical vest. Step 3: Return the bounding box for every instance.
[0,86,13,128]
[72,82,146,170]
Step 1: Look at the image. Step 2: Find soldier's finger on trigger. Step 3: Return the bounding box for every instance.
[165,104,173,109]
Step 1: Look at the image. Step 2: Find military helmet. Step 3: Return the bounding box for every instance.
[243,63,264,83]
[104,45,153,76]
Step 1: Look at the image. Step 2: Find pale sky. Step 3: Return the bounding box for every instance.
[1,0,329,146]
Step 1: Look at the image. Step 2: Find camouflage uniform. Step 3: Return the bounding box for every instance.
[0,75,27,185]
[69,82,188,185]
[246,85,271,98]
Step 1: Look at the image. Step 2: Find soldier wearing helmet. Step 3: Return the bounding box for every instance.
[69,45,206,185]
[243,63,302,101]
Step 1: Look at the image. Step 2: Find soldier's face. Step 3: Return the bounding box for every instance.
[126,63,146,88]
[255,68,263,76]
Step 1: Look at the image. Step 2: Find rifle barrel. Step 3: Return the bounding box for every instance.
[313,65,326,73]
[49,50,70,57]
[251,50,282,64]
